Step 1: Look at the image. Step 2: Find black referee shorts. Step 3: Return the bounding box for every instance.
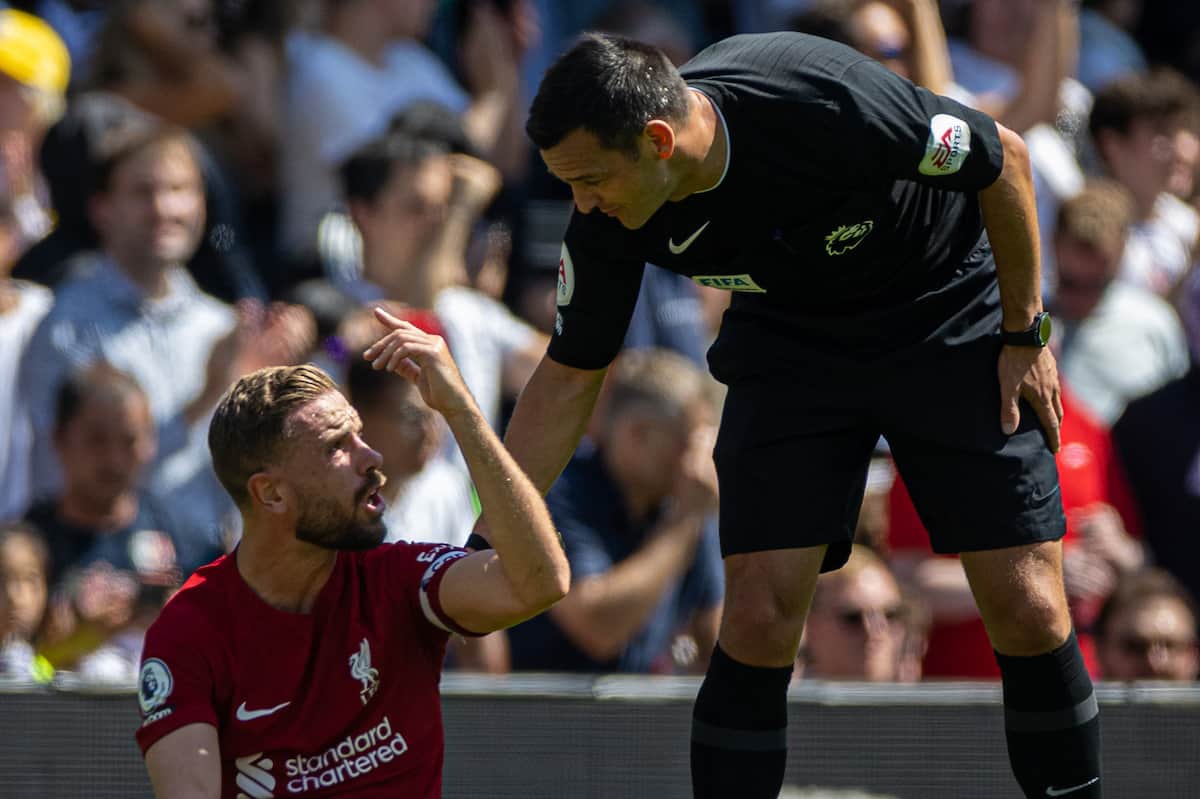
[712,333,1066,572]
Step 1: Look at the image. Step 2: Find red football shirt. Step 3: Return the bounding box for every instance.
[888,388,1140,678]
[135,542,473,798]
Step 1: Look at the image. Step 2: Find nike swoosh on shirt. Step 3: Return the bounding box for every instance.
[668,221,710,254]
[236,700,291,721]
[1045,777,1099,796]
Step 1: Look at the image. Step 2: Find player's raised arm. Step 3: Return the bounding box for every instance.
[363,308,569,632]
[144,723,221,799]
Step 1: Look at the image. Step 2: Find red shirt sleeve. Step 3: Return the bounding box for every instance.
[134,601,219,755]
[373,542,480,638]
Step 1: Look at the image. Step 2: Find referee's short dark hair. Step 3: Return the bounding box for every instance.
[526,32,690,153]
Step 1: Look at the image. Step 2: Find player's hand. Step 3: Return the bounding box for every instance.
[362,307,475,418]
[997,344,1063,452]
[336,301,410,352]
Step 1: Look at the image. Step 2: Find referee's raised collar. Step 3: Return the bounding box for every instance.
[687,87,731,195]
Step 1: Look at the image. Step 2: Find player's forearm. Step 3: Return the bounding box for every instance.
[503,357,607,495]
[979,124,1044,332]
[554,510,706,660]
[444,402,569,611]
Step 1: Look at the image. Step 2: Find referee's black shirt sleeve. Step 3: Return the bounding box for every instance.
[827,57,1005,192]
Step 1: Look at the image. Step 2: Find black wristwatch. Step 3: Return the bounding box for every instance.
[1001,311,1052,347]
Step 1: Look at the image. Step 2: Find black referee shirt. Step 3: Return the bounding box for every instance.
[549,32,1007,380]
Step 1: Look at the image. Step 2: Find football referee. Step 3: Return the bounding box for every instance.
[484,29,1098,799]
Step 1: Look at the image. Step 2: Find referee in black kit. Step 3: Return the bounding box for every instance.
[476,29,1099,798]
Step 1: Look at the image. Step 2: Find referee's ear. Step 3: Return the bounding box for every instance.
[644,120,676,160]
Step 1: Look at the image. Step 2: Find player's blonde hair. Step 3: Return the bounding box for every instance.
[208,364,337,507]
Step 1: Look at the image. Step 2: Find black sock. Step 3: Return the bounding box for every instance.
[691,645,793,799]
[996,631,1102,798]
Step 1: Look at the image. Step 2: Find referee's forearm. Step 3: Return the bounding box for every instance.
[502,357,607,495]
[979,124,1044,331]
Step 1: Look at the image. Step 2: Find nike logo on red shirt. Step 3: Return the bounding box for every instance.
[236,700,290,721]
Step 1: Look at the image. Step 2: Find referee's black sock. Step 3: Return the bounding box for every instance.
[996,630,1102,798]
[691,644,792,799]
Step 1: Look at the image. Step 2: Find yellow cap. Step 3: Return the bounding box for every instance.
[0,9,70,96]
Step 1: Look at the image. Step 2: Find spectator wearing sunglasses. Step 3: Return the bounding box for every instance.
[798,545,921,682]
[1094,568,1199,681]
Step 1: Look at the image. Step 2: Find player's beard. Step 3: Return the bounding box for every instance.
[294,480,387,551]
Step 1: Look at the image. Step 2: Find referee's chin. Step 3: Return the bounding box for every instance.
[617,209,650,230]
[605,204,653,230]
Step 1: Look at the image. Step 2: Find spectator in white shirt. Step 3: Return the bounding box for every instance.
[1089,69,1200,297]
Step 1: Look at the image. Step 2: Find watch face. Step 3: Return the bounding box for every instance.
[1037,312,1052,345]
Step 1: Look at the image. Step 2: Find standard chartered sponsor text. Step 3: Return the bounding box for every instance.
[284,716,408,793]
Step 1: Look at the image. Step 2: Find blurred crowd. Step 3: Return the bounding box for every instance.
[0,0,1198,687]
